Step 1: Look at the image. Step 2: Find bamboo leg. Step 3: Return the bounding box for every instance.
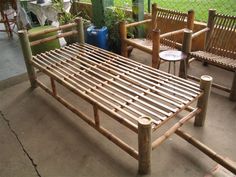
[75,17,84,43]
[229,71,236,101]
[138,116,152,174]
[93,104,100,126]
[194,75,212,126]
[152,29,160,69]
[18,30,37,88]
[120,21,128,57]
[180,29,192,78]
[50,77,57,96]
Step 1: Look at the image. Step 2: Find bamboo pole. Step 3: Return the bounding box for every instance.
[152,108,201,150]
[18,30,37,88]
[187,74,231,92]
[187,9,195,30]
[152,29,160,68]
[229,71,236,101]
[120,21,128,57]
[176,129,236,175]
[50,77,57,96]
[125,19,151,28]
[93,104,100,126]
[194,75,212,126]
[30,31,78,47]
[205,9,216,50]
[138,116,152,174]
[179,29,192,78]
[75,17,84,43]
[28,23,77,38]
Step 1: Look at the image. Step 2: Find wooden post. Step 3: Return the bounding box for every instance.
[138,116,152,174]
[152,29,160,69]
[120,21,128,57]
[194,75,212,126]
[18,30,37,88]
[75,17,84,44]
[205,9,216,50]
[229,71,236,101]
[151,3,157,30]
[179,29,192,78]
[187,9,195,30]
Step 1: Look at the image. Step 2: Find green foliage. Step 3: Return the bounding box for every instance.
[105,7,133,53]
[51,0,77,24]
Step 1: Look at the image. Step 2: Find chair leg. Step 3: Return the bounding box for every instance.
[229,71,236,101]
[121,42,128,57]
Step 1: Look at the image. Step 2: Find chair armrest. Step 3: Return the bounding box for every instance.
[125,19,151,28]
[192,27,209,39]
[160,28,185,39]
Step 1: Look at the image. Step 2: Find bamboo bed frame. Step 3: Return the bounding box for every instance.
[18,18,236,175]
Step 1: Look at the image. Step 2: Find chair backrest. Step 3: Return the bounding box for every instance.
[152,4,194,33]
[151,3,194,49]
[205,10,236,59]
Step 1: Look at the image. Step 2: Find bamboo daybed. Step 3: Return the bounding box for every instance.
[18,18,236,175]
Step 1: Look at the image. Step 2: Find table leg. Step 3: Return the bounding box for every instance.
[168,62,171,73]
[174,61,176,75]
[138,116,152,174]
[194,75,212,126]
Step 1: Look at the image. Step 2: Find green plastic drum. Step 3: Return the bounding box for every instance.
[29,26,60,55]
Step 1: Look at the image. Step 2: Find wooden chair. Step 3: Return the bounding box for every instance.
[120,3,194,68]
[185,9,236,101]
[0,0,17,37]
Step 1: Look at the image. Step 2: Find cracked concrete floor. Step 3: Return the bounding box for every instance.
[0,49,236,177]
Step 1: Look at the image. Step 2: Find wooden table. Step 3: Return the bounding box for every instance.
[19,23,236,174]
[159,50,187,75]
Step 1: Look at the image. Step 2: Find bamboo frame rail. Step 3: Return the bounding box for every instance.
[19,19,236,174]
[185,9,236,101]
[120,3,195,68]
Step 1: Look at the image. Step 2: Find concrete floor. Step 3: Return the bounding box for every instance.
[0,42,236,177]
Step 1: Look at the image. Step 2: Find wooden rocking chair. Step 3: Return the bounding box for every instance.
[0,0,17,37]
[120,3,194,68]
[185,9,236,101]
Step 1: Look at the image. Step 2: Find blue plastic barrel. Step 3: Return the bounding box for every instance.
[86,25,109,50]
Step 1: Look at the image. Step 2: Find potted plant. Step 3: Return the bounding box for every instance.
[51,0,91,44]
[105,6,134,54]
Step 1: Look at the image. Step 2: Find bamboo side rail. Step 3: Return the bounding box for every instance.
[30,31,78,47]
[36,80,139,160]
[187,74,231,93]
[125,19,151,28]
[28,23,77,38]
[176,129,236,175]
[160,29,185,39]
[152,108,201,150]
[192,27,209,39]
[124,38,153,54]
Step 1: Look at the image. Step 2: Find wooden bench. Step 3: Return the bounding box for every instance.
[120,3,194,68]
[18,18,236,175]
[185,9,236,101]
